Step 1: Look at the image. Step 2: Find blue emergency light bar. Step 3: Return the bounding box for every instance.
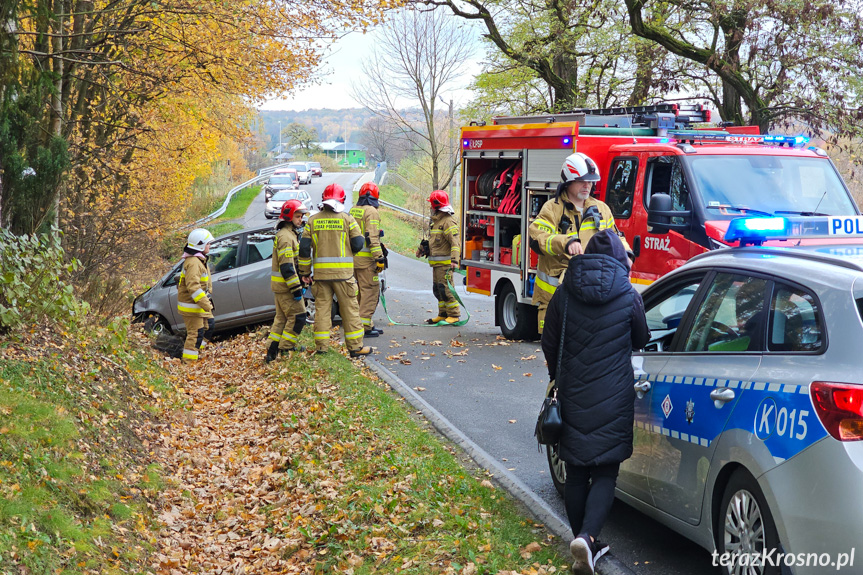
[669,131,810,148]
[725,216,863,245]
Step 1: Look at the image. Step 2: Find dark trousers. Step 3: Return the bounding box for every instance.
[564,462,620,540]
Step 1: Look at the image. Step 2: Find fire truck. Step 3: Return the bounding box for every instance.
[458,103,860,340]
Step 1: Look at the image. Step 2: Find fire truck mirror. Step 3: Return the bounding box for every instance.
[647,192,691,235]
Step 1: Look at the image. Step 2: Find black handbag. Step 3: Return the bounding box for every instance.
[535,298,567,449]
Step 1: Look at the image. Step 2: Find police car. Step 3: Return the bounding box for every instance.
[549,216,863,574]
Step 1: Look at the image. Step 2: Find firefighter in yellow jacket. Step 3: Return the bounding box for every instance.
[349,182,386,338]
[177,228,216,363]
[528,153,632,334]
[299,183,373,357]
[416,190,461,324]
[265,199,309,362]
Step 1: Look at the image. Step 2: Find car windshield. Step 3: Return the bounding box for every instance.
[685,155,857,218]
[268,175,295,185]
[309,162,321,168]
[289,164,308,171]
[271,191,300,202]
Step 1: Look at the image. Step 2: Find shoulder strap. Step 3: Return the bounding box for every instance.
[555,297,568,387]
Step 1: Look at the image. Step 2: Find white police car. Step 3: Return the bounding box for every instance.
[550,216,863,574]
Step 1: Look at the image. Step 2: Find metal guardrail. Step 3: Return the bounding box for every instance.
[380,199,424,219]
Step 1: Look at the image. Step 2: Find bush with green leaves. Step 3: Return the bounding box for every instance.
[0,227,89,330]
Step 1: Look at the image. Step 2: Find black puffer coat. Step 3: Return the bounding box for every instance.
[541,253,649,467]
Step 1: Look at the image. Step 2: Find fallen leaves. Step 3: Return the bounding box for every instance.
[492,364,503,370]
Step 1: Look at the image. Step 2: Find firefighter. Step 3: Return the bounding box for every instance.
[417,190,461,324]
[528,152,632,334]
[349,182,386,338]
[265,199,309,362]
[177,228,216,363]
[298,183,373,357]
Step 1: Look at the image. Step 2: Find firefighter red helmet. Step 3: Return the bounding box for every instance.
[280,199,308,221]
[428,190,450,210]
[322,183,346,204]
[359,182,380,199]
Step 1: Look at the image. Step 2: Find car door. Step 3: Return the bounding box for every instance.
[236,228,277,323]
[208,234,244,328]
[647,271,767,525]
[620,272,707,504]
[161,264,184,331]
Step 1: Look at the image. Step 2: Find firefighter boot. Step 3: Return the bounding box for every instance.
[280,345,306,355]
[265,340,279,363]
[444,317,460,324]
[349,346,375,358]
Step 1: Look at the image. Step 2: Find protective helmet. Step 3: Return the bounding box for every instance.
[561,152,600,183]
[187,228,215,250]
[428,190,450,210]
[359,182,380,199]
[280,199,308,221]
[322,183,346,204]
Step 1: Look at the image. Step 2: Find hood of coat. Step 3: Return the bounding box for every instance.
[357,195,379,208]
[563,254,631,305]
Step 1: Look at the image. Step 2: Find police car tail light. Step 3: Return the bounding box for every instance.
[810,382,863,441]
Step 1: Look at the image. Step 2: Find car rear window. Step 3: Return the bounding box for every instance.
[271,191,299,201]
[269,175,295,185]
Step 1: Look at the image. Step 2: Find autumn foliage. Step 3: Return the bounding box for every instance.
[1,0,402,308]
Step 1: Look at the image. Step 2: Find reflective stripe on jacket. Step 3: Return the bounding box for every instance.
[350,205,384,262]
[177,255,214,318]
[299,209,362,280]
[429,211,460,267]
[271,226,301,293]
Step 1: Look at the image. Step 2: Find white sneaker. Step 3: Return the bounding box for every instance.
[570,536,594,575]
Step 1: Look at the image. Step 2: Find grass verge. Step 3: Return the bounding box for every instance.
[0,326,175,574]
[256,333,568,574]
[212,184,262,223]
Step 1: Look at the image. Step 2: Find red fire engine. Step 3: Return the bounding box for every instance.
[459,104,860,340]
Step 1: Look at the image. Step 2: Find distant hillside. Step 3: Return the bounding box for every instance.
[258,109,376,149]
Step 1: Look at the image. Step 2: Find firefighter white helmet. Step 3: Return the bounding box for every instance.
[187,228,215,250]
[561,152,601,183]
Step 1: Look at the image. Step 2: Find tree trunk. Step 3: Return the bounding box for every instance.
[626,41,653,106]
[51,0,65,229]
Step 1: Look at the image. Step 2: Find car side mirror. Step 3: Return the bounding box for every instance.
[647,193,691,235]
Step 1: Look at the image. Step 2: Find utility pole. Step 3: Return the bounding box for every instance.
[439,96,456,206]
[278,120,282,158]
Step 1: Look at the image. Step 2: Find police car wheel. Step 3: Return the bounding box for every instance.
[717,469,781,575]
[547,443,566,496]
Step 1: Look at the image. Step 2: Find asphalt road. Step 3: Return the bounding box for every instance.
[239,174,721,574]
[233,171,363,229]
[369,255,721,575]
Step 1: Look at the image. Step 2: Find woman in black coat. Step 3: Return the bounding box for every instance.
[541,229,650,575]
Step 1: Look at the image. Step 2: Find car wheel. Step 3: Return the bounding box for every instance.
[717,469,781,575]
[143,314,171,336]
[547,442,566,497]
[497,281,538,340]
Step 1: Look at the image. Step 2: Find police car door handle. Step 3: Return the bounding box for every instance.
[710,388,736,407]
[634,380,651,399]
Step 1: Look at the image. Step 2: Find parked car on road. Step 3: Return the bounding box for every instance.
[265,190,312,219]
[546,216,863,575]
[309,161,322,177]
[288,162,313,184]
[263,173,298,201]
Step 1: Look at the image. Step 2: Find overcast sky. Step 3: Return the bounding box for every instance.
[259,13,484,112]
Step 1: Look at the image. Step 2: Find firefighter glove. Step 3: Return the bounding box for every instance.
[292,287,303,300]
[208,295,215,312]
[375,258,386,274]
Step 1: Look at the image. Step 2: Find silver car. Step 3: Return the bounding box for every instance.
[288,162,313,184]
[547,218,863,574]
[265,190,312,219]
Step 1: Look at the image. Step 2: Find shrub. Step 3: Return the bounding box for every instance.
[0,227,89,331]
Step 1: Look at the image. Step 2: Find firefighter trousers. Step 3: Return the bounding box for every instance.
[432,265,459,318]
[182,315,214,362]
[532,283,556,335]
[311,278,364,352]
[354,262,380,330]
[269,292,307,350]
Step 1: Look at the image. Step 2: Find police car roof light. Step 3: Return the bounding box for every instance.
[725,215,863,244]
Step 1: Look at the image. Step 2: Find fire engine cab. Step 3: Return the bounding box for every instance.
[459,103,860,340]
